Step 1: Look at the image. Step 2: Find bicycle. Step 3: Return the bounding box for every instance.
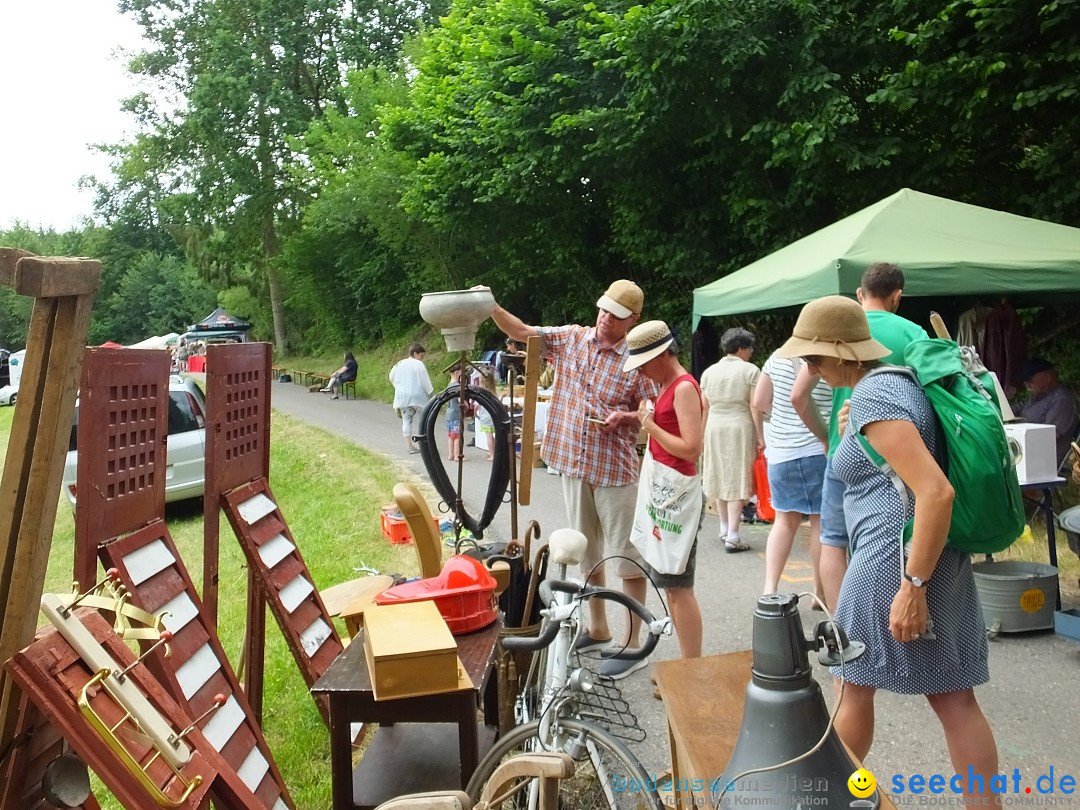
[465,528,670,809]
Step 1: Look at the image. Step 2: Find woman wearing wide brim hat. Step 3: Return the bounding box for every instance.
[777,296,997,784]
[623,320,706,672]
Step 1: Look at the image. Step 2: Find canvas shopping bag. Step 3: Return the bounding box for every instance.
[630,447,702,575]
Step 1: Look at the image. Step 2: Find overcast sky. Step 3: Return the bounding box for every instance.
[0,1,146,231]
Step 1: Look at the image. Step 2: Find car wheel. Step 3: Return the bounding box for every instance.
[9,393,14,405]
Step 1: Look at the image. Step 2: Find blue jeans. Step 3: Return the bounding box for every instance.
[819,459,848,548]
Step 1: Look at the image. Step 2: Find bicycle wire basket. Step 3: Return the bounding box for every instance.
[570,652,647,744]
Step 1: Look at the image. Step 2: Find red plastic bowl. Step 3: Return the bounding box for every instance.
[375,555,498,634]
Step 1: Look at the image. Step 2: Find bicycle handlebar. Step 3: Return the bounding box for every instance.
[501,616,561,652]
[500,579,661,662]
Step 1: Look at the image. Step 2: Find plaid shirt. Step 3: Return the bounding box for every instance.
[538,325,660,488]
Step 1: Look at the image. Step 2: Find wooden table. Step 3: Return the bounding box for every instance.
[311,618,501,809]
[654,651,895,810]
[654,651,753,809]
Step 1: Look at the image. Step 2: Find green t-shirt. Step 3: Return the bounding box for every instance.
[825,309,928,457]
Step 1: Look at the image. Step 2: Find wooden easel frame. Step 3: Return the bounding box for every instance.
[0,249,100,794]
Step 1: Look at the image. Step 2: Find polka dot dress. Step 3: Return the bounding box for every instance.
[828,372,989,694]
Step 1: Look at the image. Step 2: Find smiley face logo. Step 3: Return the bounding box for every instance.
[848,768,876,798]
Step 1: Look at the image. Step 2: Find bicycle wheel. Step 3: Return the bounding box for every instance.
[466,718,661,810]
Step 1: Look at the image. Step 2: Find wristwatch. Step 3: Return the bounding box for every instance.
[904,572,929,588]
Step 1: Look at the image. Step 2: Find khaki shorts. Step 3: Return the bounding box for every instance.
[560,476,644,580]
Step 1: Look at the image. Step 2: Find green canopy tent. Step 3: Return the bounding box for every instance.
[692,188,1080,328]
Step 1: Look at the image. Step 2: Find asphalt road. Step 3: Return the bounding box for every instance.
[270,380,1080,799]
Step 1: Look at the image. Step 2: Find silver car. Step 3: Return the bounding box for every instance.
[61,375,207,506]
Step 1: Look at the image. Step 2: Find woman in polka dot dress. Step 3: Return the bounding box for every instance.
[778,296,997,797]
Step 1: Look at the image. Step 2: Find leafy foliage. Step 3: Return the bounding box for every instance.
[101,0,452,351]
[1,223,217,346]
[280,67,452,349]
[8,0,1080,362]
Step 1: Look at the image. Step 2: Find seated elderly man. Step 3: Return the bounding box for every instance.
[1018,357,1079,465]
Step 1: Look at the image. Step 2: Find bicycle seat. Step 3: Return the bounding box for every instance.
[548,528,588,566]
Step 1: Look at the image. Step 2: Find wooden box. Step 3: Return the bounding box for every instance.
[363,601,461,700]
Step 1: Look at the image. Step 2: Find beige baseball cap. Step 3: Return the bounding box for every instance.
[596,279,644,319]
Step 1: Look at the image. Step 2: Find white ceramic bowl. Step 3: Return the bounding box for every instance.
[419,288,496,351]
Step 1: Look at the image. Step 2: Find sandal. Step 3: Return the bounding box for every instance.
[724,539,751,553]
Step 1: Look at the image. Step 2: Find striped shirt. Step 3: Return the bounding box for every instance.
[537,325,660,487]
[761,352,832,464]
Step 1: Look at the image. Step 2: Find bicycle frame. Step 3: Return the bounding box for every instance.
[515,579,627,809]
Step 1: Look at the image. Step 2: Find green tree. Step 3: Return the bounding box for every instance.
[869,0,1080,223]
[283,66,456,348]
[105,0,448,352]
[94,254,218,344]
[381,0,646,323]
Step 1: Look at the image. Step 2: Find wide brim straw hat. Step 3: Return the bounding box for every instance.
[776,296,890,362]
[623,320,675,371]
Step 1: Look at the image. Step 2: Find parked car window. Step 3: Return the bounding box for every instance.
[168,391,203,434]
[68,390,203,452]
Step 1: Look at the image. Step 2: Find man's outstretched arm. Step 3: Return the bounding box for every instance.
[491,303,539,343]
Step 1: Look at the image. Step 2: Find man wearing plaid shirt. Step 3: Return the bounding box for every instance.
[491,280,660,679]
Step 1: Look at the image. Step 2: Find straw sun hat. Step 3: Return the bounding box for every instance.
[623,320,675,371]
[776,296,890,363]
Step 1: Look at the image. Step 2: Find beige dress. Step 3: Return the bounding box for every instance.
[700,355,760,501]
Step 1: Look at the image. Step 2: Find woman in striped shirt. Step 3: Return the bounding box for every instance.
[752,351,832,602]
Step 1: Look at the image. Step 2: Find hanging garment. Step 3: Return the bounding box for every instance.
[981,301,1027,391]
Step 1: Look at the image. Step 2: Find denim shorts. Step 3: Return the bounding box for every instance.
[767,454,826,515]
[819,459,849,548]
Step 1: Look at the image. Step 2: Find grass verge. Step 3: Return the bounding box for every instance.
[0,405,427,809]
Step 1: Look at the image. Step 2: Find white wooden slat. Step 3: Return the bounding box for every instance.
[176,642,222,700]
[279,575,314,614]
[40,594,192,769]
[237,745,270,793]
[299,618,332,657]
[200,695,245,752]
[273,798,290,810]
[122,538,175,586]
[258,533,295,568]
[157,592,199,634]
[237,491,277,525]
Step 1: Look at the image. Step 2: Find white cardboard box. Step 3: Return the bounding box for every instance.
[1004,422,1058,484]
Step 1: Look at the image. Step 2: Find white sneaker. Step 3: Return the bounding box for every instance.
[320,386,332,393]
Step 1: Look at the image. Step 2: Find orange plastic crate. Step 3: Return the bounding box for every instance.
[380,513,439,545]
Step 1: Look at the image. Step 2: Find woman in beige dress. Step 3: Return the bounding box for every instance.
[700,328,760,551]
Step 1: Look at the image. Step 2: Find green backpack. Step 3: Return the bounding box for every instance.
[854,338,1025,555]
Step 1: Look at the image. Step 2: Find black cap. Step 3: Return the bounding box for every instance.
[1022,357,1054,381]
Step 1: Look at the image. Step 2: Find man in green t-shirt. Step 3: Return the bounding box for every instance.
[791,263,928,611]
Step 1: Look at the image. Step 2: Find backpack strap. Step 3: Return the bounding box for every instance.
[851,365,919,499]
[851,366,919,579]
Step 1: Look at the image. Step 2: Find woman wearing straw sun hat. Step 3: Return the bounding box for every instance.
[777,296,996,790]
[623,320,706,665]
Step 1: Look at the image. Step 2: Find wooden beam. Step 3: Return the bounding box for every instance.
[0,256,100,778]
[15,256,100,298]
[516,336,542,506]
[0,247,34,287]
